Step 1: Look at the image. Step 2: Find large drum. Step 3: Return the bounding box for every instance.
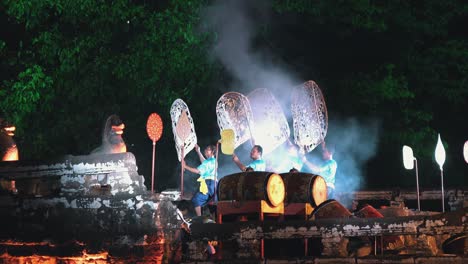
[354,204,404,251]
[354,204,383,218]
[443,234,467,255]
[311,199,352,219]
[217,171,285,207]
[280,172,327,207]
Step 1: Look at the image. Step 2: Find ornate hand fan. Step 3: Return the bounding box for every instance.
[248,88,290,154]
[291,80,328,153]
[170,99,197,161]
[216,92,255,149]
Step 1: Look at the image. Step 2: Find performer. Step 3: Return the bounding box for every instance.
[232,145,266,172]
[276,142,303,172]
[302,142,337,197]
[181,144,217,216]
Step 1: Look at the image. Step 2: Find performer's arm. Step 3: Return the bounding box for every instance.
[232,152,246,171]
[302,156,321,173]
[195,144,205,163]
[181,159,200,174]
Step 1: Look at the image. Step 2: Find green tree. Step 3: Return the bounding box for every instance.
[1,0,218,160]
[271,0,468,186]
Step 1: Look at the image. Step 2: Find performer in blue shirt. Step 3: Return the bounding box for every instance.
[275,142,304,173]
[232,145,266,172]
[182,144,217,216]
[302,143,337,198]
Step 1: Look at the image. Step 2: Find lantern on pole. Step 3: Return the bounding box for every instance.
[146,113,163,193]
[434,134,446,212]
[402,145,420,211]
[463,140,468,164]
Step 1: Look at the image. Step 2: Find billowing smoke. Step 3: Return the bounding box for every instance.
[201,0,298,114]
[197,0,381,206]
[326,118,381,207]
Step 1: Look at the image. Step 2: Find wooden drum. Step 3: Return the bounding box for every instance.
[280,172,327,207]
[310,199,352,219]
[217,171,285,207]
[354,204,404,251]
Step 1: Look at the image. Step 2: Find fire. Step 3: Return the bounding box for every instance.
[0,250,109,264]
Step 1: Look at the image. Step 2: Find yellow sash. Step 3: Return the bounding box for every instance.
[197,177,208,195]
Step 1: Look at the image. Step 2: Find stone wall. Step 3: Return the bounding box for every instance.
[0,153,184,263]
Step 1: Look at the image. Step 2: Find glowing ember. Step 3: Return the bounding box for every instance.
[146,113,163,142]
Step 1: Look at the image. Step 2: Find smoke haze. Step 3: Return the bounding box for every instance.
[202,0,298,109]
[189,1,381,205]
[326,118,381,206]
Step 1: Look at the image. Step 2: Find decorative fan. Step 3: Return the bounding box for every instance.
[170,99,197,161]
[216,92,255,149]
[146,113,163,192]
[248,88,290,154]
[291,80,328,153]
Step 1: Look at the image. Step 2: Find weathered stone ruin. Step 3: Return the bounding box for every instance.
[0,153,466,263]
[0,153,174,263]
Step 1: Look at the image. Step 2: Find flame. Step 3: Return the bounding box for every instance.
[0,235,165,263]
[435,134,446,170]
[0,250,109,264]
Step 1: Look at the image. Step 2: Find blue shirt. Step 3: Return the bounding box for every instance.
[276,154,303,172]
[247,159,266,171]
[317,159,337,188]
[197,157,216,180]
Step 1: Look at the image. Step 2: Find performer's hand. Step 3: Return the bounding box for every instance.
[181,159,186,169]
[181,222,191,233]
[195,144,200,152]
[232,153,239,162]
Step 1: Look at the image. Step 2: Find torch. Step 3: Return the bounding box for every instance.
[402,145,420,211]
[434,134,446,212]
[146,113,163,193]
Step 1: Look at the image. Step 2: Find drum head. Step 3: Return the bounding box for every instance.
[266,173,285,207]
[310,175,327,207]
